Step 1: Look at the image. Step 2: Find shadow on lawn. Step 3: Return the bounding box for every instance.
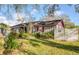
[29,39,40,47]
[30,39,79,54]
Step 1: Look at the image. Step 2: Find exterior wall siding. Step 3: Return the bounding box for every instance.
[44,26,54,32]
[54,21,78,41]
[54,22,65,40]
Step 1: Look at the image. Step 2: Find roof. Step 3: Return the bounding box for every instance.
[11,20,63,28]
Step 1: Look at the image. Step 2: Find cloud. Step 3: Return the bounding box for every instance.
[0,16,21,26]
[0,16,9,25]
[13,13,26,20]
[8,20,20,26]
[54,11,64,16]
[31,9,38,15]
[10,13,28,26]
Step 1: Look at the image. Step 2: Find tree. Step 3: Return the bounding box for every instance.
[41,4,60,21]
[13,5,27,33]
[47,4,59,16]
[1,4,78,31]
[74,4,79,13]
[27,5,40,33]
[0,23,9,35]
[13,4,40,34]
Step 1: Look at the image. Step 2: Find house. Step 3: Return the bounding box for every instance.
[11,20,64,33]
[11,20,65,40]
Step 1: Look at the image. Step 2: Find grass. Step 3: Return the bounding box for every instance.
[0,37,5,54]
[16,39,79,55]
[0,36,79,55]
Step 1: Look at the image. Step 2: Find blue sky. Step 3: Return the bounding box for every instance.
[0,4,79,26]
[60,5,79,25]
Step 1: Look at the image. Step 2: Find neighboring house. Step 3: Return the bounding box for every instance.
[11,20,65,40]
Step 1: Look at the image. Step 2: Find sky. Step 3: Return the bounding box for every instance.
[60,5,79,25]
[0,4,79,26]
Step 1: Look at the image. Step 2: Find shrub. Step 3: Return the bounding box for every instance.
[15,32,20,38]
[33,32,45,38]
[4,31,19,49]
[32,31,54,39]
[21,33,30,39]
[33,33,41,38]
[19,32,23,38]
[19,33,30,39]
[12,32,19,38]
[33,32,47,39]
[44,32,54,39]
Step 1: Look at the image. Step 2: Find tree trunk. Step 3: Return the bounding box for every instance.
[27,22,33,34]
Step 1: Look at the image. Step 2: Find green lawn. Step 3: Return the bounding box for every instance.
[0,37,79,55]
[16,39,79,55]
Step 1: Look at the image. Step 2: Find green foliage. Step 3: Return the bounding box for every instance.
[33,32,46,39]
[19,32,30,39]
[44,32,54,39]
[75,25,79,28]
[4,32,19,49]
[33,33,41,38]
[33,32,54,39]
[20,33,30,39]
[19,32,23,38]
[64,22,75,29]
[15,32,20,38]
[0,23,9,29]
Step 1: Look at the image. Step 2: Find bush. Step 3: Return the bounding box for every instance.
[19,33,30,39]
[33,32,54,39]
[4,32,19,49]
[44,32,54,39]
[21,33,30,39]
[33,33,42,38]
[19,32,23,38]
[13,32,19,38]
[33,32,46,39]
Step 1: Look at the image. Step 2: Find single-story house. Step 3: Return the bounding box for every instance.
[0,19,78,41]
[11,20,64,33]
[11,20,65,40]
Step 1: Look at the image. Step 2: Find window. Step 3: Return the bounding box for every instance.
[58,29,61,32]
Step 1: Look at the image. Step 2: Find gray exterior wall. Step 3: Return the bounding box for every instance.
[54,22,65,40]
[64,28,78,41]
[44,26,54,32]
[54,22,79,41]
